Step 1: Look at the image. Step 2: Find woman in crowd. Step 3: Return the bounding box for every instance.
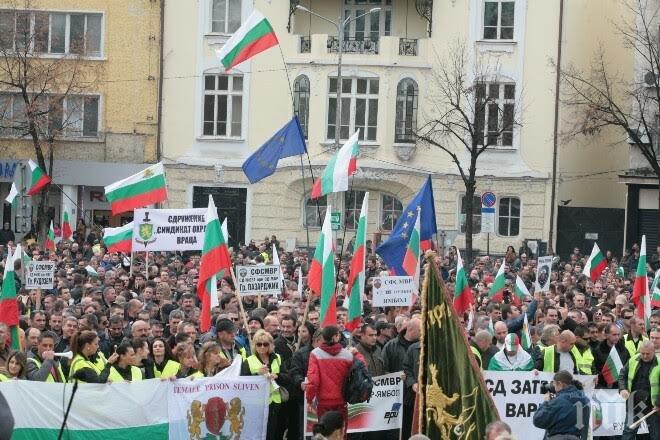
[241,329,284,440]
[107,341,143,382]
[0,351,26,381]
[151,337,180,379]
[198,342,225,377]
[175,342,203,379]
[312,411,345,440]
[132,337,153,378]
[69,330,118,383]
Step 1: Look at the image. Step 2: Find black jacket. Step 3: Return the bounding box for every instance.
[382,334,415,373]
[618,355,659,406]
[356,342,386,377]
[402,341,420,406]
[273,335,296,365]
[289,344,313,401]
[593,339,630,388]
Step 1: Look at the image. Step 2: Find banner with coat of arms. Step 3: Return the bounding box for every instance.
[133,208,207,251]
[168,375,270,440]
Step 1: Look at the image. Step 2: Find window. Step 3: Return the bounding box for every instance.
[304,195,328,227]
[460,195,481,234]
[0,93,99,138]
[343,0,391,41]
[203,74,243,137]
[344,190,366,230]
[498,197,520,236]
[0,10,102,56]
[293,75,310,139]
[327,77,379,142]
[483,1,514,40]
[395,78,418,143]
[475,82,515,147]
[211,0,241,34]
[381,194,403,231]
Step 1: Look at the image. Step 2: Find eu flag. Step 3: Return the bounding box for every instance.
[376,175,437,275]
[242,116,307,184]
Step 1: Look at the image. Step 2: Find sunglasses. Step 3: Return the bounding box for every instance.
[255,342,270,347]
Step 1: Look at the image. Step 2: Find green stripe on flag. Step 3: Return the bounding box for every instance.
[106,174,166,202]
[11,424,169,440]
[221,19,274,66]
[203,218,226,252]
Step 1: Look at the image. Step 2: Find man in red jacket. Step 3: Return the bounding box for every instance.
[306,325,364,435]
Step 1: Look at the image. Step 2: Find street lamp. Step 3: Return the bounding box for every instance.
[296,5,381,148]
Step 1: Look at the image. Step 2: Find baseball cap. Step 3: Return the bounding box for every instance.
[504,333,520,352]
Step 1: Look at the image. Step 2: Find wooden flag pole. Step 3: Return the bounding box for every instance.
[230,265,252,347]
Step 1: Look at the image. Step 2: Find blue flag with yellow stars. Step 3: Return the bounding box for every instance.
[376,175,437,274]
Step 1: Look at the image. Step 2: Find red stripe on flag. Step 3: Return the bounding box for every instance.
[0,301,19,327]
[308,260,322,295]
[402,250,417,276]
[198,246,232,283]
[110,186,168,215]
[227,33,279,71]
[345,317,361,332]
[348,157,357,175]
[107,239,132,254]
[453,286,473,316]
[62,223,72,241]
[320,295,337,328]
[310,179,323,199]
[590,259,607,281]
[27,174,51,196]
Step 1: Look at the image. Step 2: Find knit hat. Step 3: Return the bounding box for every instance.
[248,315,264,328]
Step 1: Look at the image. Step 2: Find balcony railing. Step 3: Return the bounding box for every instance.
[327,36,379,55]
[300,36,311,53]
[399,38,418,56]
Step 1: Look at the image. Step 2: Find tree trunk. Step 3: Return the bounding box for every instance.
[657,175,660,246]
[464,178,476,267]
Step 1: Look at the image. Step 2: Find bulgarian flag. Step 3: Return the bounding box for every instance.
[402,207,421,292]
[513,276,529,306]
[103,222,134,254]
[583,243,606,280]
[311,131,360,199]
[26,159,51,196]
[652,269,660,308]
[488,262,506,302]
[104,163,167,216]
[345,193,368,332]
[521,313,532,351]
[44,220,56,251]
[61,211,73,241]
[0,249,20,350]
[453,248,473,316]
[217,9,278,71]
[5,182,19,209]
[632,235,648,308]
[272,243,284,293]
[308,208,336,327]
[197,196,233,333]
[601,345,624,386]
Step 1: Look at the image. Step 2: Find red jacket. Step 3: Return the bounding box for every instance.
[306,342,364,406]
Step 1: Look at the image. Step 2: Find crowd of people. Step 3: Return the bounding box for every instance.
[0,228,658,439]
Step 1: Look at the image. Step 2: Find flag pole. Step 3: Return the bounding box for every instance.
[230,265,252,347]
[129,251,134,278]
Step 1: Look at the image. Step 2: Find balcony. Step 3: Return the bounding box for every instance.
[327,36,379,55]
[399,38,418,56]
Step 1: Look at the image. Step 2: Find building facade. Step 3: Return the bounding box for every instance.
[162,0,629,257]
[0,0,161,234]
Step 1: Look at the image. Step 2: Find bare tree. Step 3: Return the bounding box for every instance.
[557,0,660,240]
[416,41,522,263]
[0,0,101,239]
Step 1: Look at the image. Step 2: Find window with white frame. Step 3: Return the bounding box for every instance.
[344,190,366,230]
[327,77,379,142]
[0,10,102,56]
[0,93,99,137]
[474,82,515,147]
[211,0,241,34]
[294,75,310,139]
[343,0,391,41]
[203,74,243,137]
[483,1,514,40]
[498,197,520,236]
[395,78,418,143]
[304,195,328,228]
[460,195,481,234]
[381,194,403,231]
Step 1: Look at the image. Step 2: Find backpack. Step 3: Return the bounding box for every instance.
[342,357,374,404]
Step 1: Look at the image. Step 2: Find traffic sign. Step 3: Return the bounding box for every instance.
[331,212,341,231]
[481,192,496,234]
[481,191,496,208]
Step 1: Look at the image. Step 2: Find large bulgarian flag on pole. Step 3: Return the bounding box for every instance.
[103,222,134,254]
[453,248,473,316]
[61,211,73,241]
[104,163,167,215]
[216,9,278,71]
[44,220,56,251]
[513,275,529,306]
[197,196,232,333]
[402,207,421,290]
[632,235,650,325]
[0,248,20,350]
[308,207,336,327]
[345,193,368,332]
[26,159,51,196]
[583,242,606,280]
[488,262,506,302]
[311,131,360,199]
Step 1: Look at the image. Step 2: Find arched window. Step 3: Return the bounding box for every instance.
[395,78,418,143]
[304,195,327,227]
[293,75,310,139]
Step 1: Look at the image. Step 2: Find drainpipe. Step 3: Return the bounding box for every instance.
[156,0,165,162]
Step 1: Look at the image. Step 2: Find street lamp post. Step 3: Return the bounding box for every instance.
[295,5,380,149]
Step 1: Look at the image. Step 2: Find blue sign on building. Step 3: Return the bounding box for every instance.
[0,161,18,182]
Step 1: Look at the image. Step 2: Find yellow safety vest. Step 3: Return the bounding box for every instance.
[623,334,648,359]
[0,373,9,382]
[576,347,594,375]
[219,346,248,362]
[470,346,482,369]
[69,355,102,383]
[27,357,65,383]
[153,360,181,379]
[246,354,281,404]
[108,365,143,382]
[543,345,591,374]
[626,354,660,405]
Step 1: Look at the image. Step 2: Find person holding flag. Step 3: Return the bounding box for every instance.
[594,323,629,388]
[487,334,534,371]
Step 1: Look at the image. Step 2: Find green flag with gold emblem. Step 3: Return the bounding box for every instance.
[417,253,499,438]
